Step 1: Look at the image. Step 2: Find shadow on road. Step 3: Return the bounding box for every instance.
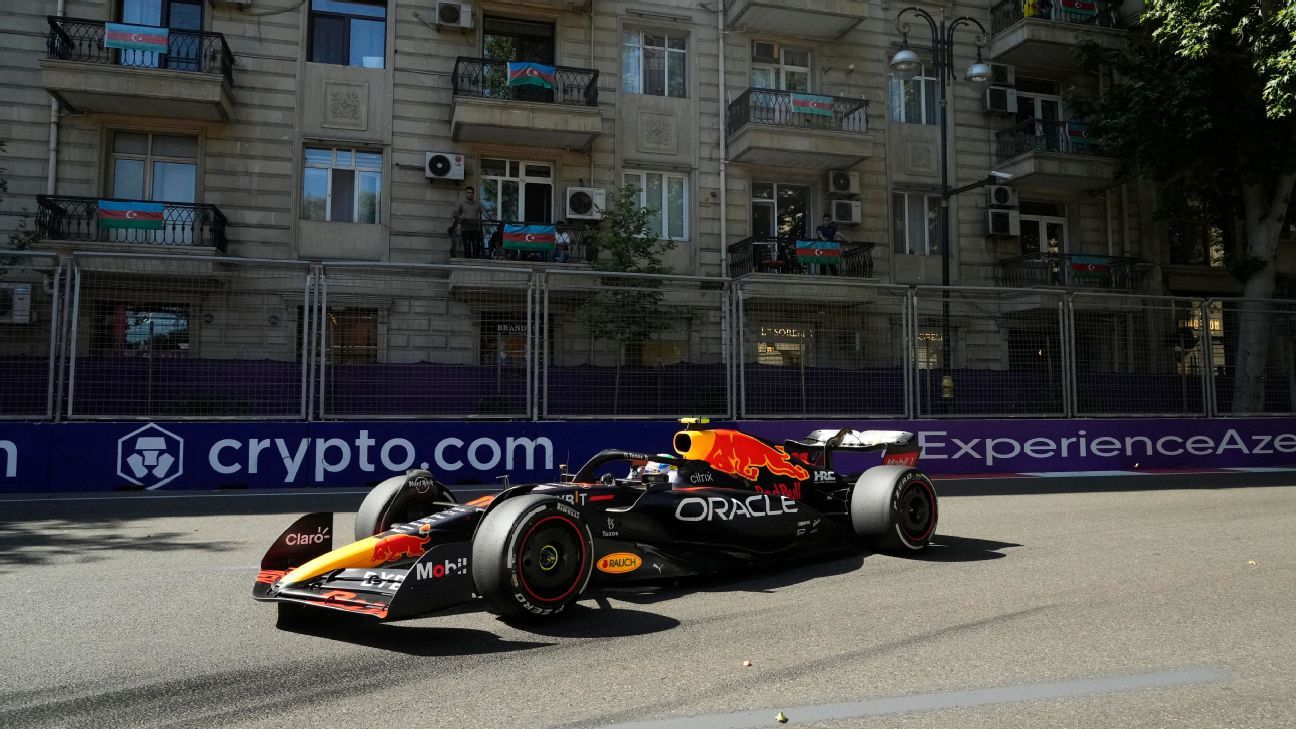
[0,520,238,573]
[911,534,1021,562]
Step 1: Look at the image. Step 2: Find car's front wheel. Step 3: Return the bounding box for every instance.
[472,495,593,620]
[354,470,456,541]
[850,465,938,553]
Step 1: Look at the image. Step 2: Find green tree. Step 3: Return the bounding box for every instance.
[585,183,676,411]
[1072,0,1296,412]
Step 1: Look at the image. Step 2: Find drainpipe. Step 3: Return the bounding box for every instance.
[47,0,66,195]
[589,0,595,187]
[717,2,727,279]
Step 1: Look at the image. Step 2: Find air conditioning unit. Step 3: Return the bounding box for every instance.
[425,151,465,181]
[435,1,473,29]
[985,208,1022,237]
[990,63,1015,87]
[565,187,606,219]
[827,170,860,196]
[986,184,1019,208]
[831,199,862,226]
[985,86,1018,114]
[0,283,33,325]
[752,41,778,64]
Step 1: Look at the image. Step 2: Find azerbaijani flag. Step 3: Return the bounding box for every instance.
[1060,0,1099,16]
[790,93,834,116]
[1070,255,1111,278]
[507,62,557,90]
[104,23,169,53]
[97,200,165,230]
[503,224,557,251]
[796,240,842,266]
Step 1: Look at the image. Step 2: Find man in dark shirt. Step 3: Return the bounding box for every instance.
[454,185,484,258]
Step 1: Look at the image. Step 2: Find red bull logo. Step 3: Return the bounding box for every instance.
[674,429,810,482]
[371,533,431,563]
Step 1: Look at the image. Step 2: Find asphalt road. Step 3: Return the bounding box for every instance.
[1,477,1293,729]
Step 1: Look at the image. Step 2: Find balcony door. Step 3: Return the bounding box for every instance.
[119,0,203,71]
[1015,78,1066,152]
[482,17,555,103]
[1019,202,1067,256]
[750,42,810,124]
[751,182,809,241]
[480,158,553,224]
[109,132,198,243]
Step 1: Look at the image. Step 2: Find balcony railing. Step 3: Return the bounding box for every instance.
[451,58,598,107]
[46,17,234,84]
[990,0,1122,34]
[36,196,228,252]
[451,220,597,264]
[995,119,1109,163]
[996,253,1147,290]
[727,89,869,136]
[727,236,875,278]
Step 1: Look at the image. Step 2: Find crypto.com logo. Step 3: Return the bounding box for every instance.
[117,423,184,489]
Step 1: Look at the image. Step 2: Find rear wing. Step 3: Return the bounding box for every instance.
[785,429,920,469]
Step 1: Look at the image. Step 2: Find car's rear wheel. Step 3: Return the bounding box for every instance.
[472,495,593,620]
[354,470,456,541]
[850,466,938,553]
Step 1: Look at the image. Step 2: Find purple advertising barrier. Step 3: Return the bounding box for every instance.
[2,418,1296,494]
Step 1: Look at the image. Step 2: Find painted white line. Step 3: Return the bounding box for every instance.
[1223,466,1296,473]
[1021,470,1141,478]
[597,666,1232,729]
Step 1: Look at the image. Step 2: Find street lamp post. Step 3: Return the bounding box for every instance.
[890,8,991,411]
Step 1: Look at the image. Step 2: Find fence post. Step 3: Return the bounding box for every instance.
[1062,292,1075,418]
[737,282,747,419]
[47,261,67,421]
[540,271,550,420]
[1201,298,1216,417]
[64,262,83,419]
[299,269,313,420]
[315,265,327,421]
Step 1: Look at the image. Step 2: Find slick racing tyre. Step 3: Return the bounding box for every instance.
[850,466,938,553]
[354,469,456,541]
[472,495,594,621]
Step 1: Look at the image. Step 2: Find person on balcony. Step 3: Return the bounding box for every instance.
[454,185,484,259]
[813,213,847,276]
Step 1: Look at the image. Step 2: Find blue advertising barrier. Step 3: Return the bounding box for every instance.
[1,418,1296,493]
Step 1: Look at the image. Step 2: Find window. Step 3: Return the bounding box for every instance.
[916,328,942,369]
[309,0,386,69]
[118,0,203,70]
[480,158,553,222]
[1019,201,1065,255]
[756,325,809,366]
[751,42,810,92]
[111,132,198,203]
[622,30,686,98]
[302,147,382,223]
[624,170,688,240]
[889,62,937,125]
[325,308,379,363]
[92,303,190,356]
[892,191,940,254]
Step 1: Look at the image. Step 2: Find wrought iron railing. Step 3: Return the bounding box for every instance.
[726,88,869,136]
[451,58,598,107]
[996,252,1147,290]
[451,220,597,264]
[990,0,1123,34]
[995,118,1109,162]
[46,17,234,84]
[36,196,228,252]
[727,236,876,278]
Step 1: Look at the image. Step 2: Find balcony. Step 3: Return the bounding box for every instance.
[993,119,1118,191]
[988,0,1128,69]
[996,253,1149,291]
[35,196,227,253]
[728,236,875,278]
[450,58,601,150]
[725,0,866,39]
[41,17,234,121]
[450,220,597,265]
[726,89,872,168]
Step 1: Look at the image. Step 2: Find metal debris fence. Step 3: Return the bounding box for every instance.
[1,252,1294,420]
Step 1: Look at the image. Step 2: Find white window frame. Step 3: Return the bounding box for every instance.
[622,29,687,98]
[624,170,689,241]
[302,146,382,223]
[893,190,941,255]
[751,43,811,92]
[889,62,938,125]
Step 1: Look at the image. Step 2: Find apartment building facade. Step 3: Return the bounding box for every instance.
[3,0,1284,420]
